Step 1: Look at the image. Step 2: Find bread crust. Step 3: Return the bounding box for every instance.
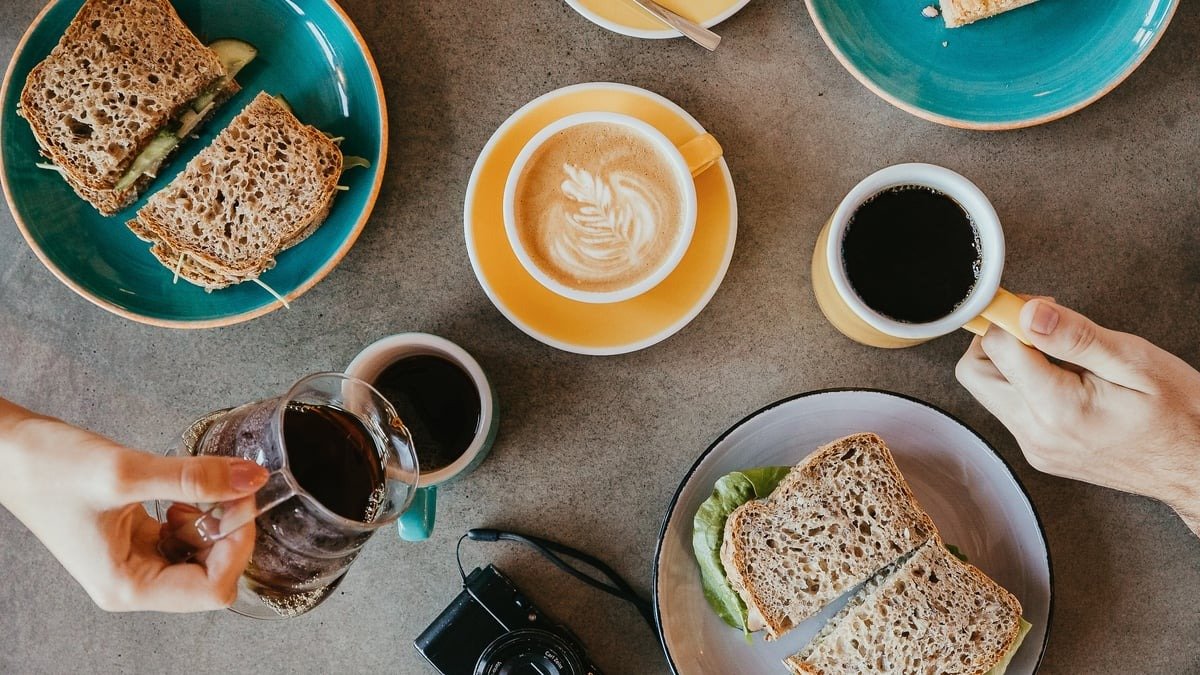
[145,240,263,289]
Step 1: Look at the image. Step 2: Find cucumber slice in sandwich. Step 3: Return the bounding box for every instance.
[986,618,1032,675]
[114,131,179,192]
[193,39,258,111]
[111,40,257,193]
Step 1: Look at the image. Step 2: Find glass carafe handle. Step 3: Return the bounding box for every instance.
[158,471,295,563]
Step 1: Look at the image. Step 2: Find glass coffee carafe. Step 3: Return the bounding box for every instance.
[157,373,420,619]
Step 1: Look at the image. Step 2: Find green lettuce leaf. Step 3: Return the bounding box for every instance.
[692,466,790,631]
[945,543,969,563]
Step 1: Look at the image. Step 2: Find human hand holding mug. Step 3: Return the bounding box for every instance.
[956,300,1200,536]
[0,399,266,612]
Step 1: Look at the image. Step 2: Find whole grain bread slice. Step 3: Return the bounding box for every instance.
[17,0,226,194]
[785,537,1023,674]
[127,92,342,288]
[720,433,937,640]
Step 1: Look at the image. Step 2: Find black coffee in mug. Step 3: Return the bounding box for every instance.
[841,185,981,324]
[372,355,481,473]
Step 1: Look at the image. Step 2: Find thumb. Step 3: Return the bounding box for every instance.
[118,455,268,504]
[1019,300,1148,388]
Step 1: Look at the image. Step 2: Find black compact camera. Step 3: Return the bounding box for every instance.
[415,565,602,675]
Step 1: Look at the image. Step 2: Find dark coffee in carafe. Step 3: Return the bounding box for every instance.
[198,401,386,599]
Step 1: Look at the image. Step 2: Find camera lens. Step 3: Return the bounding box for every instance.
[474,629,588,675]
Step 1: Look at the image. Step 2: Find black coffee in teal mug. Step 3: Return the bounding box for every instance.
[346,333,498,541]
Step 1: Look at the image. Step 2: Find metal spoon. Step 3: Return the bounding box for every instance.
[624,0,722,51]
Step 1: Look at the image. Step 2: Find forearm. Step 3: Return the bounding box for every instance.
[0,397,52,506]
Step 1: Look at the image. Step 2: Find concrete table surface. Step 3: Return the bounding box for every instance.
[2,1,1199,673]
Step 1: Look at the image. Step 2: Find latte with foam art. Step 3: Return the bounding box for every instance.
[513,122,684,294]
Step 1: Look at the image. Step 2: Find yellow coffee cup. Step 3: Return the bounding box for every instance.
[812,163,1029,348]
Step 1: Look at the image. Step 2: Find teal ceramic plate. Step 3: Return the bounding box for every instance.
[805,0,1178,129]
[0,0,386,327]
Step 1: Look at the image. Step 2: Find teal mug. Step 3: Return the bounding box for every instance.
[346,333,498,541]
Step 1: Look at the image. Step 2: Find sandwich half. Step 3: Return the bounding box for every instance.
[941,0,1041,28]
[126,92,344,290]
[720,433,937,639]
[785,537,1027,675]
[17,0,256,215]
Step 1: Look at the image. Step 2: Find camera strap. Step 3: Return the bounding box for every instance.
[456,528,656,631]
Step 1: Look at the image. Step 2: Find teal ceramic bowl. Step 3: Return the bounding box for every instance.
[0,0,386,327]
[805,0,1177,129]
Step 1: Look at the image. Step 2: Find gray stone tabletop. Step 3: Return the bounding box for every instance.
[2,1,1199,673]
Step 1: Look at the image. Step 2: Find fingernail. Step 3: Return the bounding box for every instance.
[1029,302,1060,335]
[230,461,268,491]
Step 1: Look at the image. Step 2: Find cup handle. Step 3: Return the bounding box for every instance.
[398,485,437,542]
[677,133,723,177]
[963,287,1032,346]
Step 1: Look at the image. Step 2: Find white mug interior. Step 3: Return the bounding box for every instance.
[345,333,494,486]
[825,163,1006,340]
[502,111,699,304]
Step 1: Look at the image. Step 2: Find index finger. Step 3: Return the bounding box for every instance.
[980,326,1087,415]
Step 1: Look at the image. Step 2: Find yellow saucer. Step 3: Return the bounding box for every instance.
[464,83,737,356]
[564,0,751,39]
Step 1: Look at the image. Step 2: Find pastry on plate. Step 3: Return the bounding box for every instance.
[940,0,1041,28]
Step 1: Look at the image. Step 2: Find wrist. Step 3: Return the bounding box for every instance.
[1156,455,1200,536]
[1167,490,1200,538]
[1164,411,1200,537]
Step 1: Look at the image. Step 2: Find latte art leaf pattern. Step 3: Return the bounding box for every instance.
[553,163,666,282]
